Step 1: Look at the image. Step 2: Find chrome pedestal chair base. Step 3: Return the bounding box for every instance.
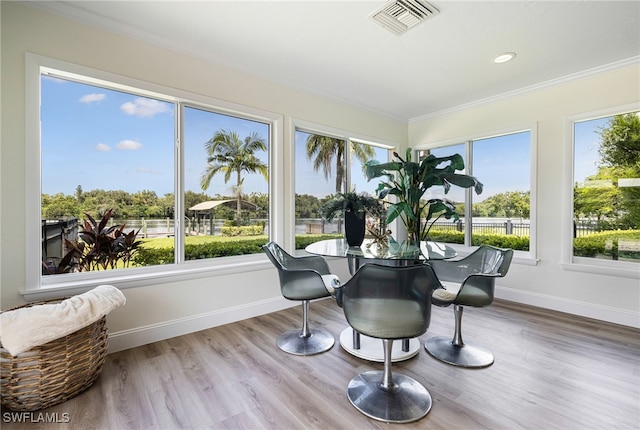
[347,371,432,423]
[277,329,334,355]
[425,336,494,368]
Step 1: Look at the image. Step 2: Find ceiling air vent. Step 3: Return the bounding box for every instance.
[369,0,439,36]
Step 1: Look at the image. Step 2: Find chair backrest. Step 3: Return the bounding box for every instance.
[432,245,513,283]
[431,245,513,307]
[336,264,441,340]
[466,245,513,278]
[262,242,331,300]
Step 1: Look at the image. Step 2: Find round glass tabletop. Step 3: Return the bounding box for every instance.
[305,238,456,261]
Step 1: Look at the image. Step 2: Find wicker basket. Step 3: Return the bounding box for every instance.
[0,298,109,411]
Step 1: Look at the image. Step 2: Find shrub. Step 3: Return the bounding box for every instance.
[426,231,530,251]
[221,225,264,236]
[134,236,270,265]
[132,246,174,266]
[185,237,267,259]
[295,234,343,249]
[573,230,640,259]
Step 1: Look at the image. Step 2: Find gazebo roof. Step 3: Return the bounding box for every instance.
[188,199,259,212]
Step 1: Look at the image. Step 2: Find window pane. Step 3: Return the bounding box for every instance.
[294,131,346,238]
[41,75,175,274]
[184,106,270,259]
[350,142,389,196]
[294,132,391,243]
[573,113,640,263]
[472,132,531,250]
[422,144,467,243]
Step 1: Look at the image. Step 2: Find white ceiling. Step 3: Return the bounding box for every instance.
[27,0,640,121]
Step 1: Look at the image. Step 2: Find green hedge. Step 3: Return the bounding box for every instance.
[221,225,264,236]
[133,236,271,265]
[133,234,343,266]
[132,230,640,266]
[426,231,530,251]
[133,246,175,266]
[295,234,343,249]
[573,230,640,259]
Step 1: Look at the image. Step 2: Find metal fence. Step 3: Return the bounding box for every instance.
[42,217,602,245]
[296,218,599,238]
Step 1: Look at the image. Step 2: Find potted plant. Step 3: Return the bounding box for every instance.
[320,190,383,246]
[365,148,483,242]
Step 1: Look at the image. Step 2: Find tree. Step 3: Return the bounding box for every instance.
[598,113,640,170]
[306,135,375,193]
[42,193,81,219]
[200,130,268,226]
[130,190,160,218]
[295,194,322,218]
[75,185,84,203]
[473,191,530,218]
[159,193,175,218]
[595,112,640,228]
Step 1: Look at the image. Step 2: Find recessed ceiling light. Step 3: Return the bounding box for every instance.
[494,52,516,63]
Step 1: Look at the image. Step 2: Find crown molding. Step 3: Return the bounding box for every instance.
[410,56,640,123]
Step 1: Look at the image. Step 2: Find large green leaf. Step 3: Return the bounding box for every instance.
[364,148,483,238]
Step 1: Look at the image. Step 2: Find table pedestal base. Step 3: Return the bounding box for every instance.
[339,328,421,362]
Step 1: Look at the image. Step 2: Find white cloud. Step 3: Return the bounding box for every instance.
[120,98,170,118]
[79,93,106,103]
[95,143,111,152]
[117,140,143,150]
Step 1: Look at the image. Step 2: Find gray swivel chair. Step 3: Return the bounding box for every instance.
[262,242,336,355]
[425,245,514,368]
[334,263,441,423]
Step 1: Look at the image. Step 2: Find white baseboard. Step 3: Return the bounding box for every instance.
[107,296,296,353]
[495,285,640,329]
[108,289,639,354]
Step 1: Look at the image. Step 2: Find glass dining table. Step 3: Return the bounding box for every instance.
[305,237,456,362]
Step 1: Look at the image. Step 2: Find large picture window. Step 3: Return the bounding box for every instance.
[293,127,392,245]
[418,129,534,258]
[29,55,277,291]
[570,109,639,269]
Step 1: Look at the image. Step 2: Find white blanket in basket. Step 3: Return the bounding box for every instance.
[0,285,125,356]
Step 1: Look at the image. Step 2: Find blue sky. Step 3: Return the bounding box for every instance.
[41,76,606,203]
[574,116,610,181]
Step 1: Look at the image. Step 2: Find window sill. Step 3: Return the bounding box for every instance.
[23,254,274,302]
[561,259,640,279]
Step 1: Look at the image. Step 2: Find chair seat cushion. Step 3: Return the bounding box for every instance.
[345,298,426,339]
[432,288,458,302]
[432,281,492,307]
[431,281,460,305]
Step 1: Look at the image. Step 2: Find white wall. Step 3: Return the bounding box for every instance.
[0,3,404,351]
[409,64,640,326]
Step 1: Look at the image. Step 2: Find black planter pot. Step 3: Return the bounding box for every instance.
[344,211,366,247]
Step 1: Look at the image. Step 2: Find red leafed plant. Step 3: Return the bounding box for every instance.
[42,209,141,274]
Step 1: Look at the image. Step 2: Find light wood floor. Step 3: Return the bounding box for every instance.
[2,298,639,429]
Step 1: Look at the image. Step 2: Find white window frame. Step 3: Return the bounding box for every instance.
[288,118,396,251]
[25,53,284,299]
[414,124,539,266]
[562,102,640,279]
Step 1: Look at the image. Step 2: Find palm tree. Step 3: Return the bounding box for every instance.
[201,129,268,225]
[306,135,375,193]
